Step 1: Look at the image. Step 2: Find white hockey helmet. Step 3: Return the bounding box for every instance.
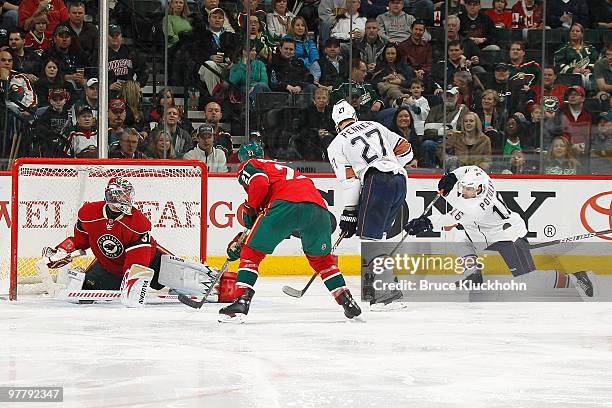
[458,169,488,197]
[332,100,357,132]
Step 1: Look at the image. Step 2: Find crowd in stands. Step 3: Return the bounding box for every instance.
[0,0,610,175]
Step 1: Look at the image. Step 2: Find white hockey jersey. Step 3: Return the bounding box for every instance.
[327,120,413,183]
[430,166,527,246]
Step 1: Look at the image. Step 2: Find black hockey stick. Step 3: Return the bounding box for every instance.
[282,232,346,298]
[389,191,444,257]
[178,230,249,309]
[529,228,612,249]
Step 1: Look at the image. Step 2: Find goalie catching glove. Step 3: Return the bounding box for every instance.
[42,237,78,268]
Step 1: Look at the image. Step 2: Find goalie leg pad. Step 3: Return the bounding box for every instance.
[120,264,154,307]
[158,255,219,295]
[66,268,86,291]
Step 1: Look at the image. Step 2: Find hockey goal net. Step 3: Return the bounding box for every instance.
[2,158,207,300]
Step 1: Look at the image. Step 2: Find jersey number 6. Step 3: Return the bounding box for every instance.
[350,128,387,164]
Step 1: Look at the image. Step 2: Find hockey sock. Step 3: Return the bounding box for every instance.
[560,272,576,288]
[307,254,347,304]
[235,246,266,291]
[516,270,575,289]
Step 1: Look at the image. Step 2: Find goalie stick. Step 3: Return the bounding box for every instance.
[178,229,250,309]
[528,228,612,249]
[282,232,346,298]
[56,289,198,304]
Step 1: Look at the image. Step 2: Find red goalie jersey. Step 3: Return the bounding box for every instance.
[72,201,158,277]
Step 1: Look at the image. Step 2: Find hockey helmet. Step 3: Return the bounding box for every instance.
[105,177,135,215]
[238,141,264,162]
[331,100,357,132]
[458,168,488,198]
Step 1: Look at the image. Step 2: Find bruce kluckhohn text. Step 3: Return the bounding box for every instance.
[373,279,528,292]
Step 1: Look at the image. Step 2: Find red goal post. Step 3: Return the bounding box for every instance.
[6,158,208,300]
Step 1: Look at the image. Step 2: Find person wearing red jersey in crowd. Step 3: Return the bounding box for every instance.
[550,85,592,157]
[219,142,361,323]
[42,177,219,304]
[527,66,568,118]
[484,0,512,28]
[19,0,69,37]
[510,0,544,29]
[24,14,52,54]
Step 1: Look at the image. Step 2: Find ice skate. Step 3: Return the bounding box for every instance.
[454,270,483,287]
[337,290,362,319]
[369,287,406,312]
[362,273,375,302]
[218,288,254,323]
[572,271,598,301]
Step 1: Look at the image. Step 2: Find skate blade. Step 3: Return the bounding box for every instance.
[348,315,367,323]
[369,301,408,312]
[218,313,246,324]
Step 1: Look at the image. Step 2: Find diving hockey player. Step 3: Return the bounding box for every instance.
[404,165,598,300]
[43,177,219,306]
[218,141,361,323]
[327,100,413,306]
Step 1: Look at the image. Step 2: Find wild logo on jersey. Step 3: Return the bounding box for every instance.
[97,234,124,258]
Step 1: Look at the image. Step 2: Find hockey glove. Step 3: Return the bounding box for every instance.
[43,237,77,268]
[438,172,458,196]
[227,232,245,262]
[242,202,257,229]
[404,215,433,236]
[339,206,358,238]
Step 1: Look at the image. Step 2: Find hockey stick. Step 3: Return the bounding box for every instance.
[57,289,198,304]
[388,191,444,257]
[529,228,612,249]
[178,229,249,309]
[282,232,346,298]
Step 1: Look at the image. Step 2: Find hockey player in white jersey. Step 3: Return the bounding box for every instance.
[327,100,413,306]
[404,165,598,300]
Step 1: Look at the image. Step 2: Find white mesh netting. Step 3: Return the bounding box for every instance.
[1,160,206,299]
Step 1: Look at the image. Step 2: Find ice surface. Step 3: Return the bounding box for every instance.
[2,277,612,408]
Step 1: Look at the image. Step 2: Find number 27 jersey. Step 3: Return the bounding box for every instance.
[326,121,413,182]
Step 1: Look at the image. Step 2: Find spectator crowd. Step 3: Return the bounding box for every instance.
[0,0,610,175]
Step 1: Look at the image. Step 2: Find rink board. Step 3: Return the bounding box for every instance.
[1,172,612,277]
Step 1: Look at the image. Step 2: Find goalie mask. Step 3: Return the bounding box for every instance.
[105,177,135,215]
[458,170,488,199]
